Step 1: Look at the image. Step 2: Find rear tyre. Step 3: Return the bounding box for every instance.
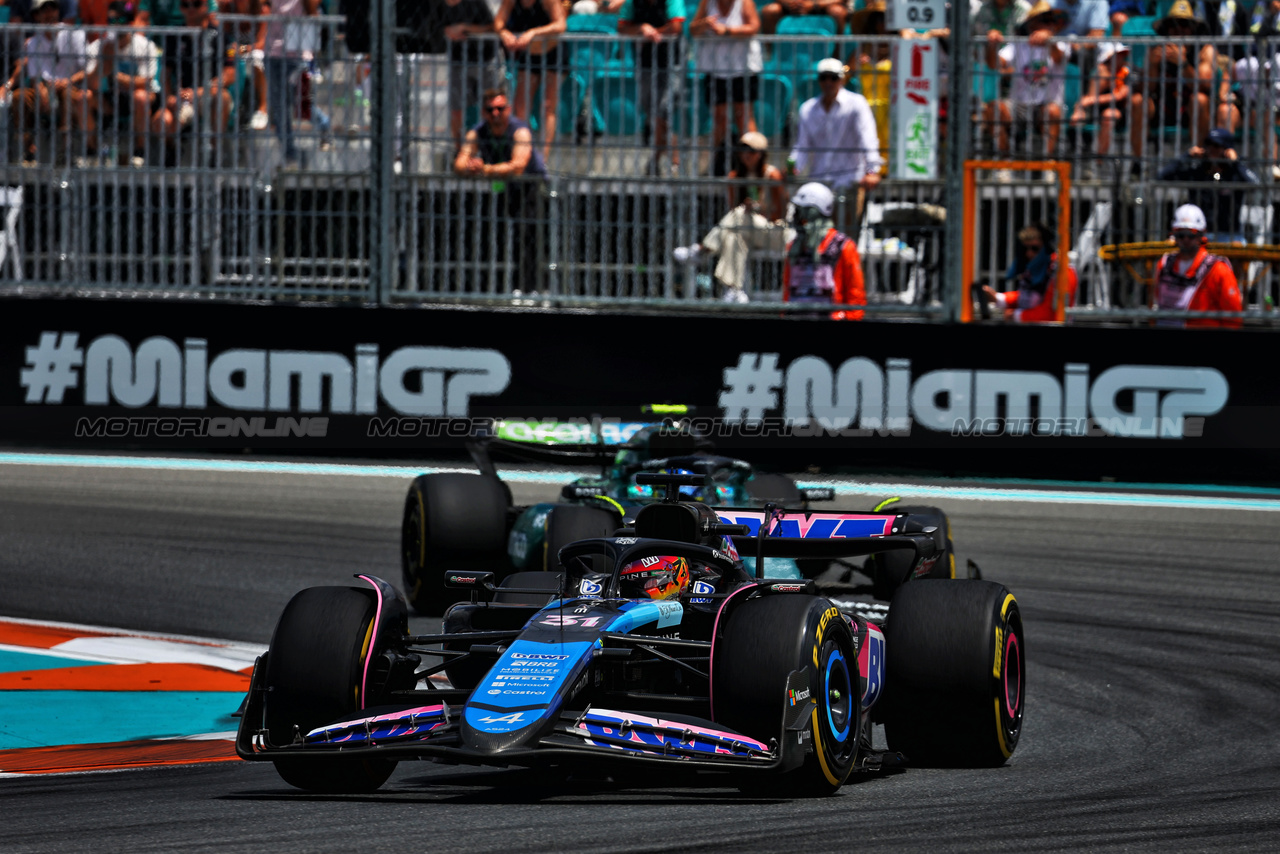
[401,473,510,615]
[714,595,858,796]
[747,473,801,507]
[867,504,954,600]
[264,586,398,792]
[542,504,620,572]
[880,579,1025,767]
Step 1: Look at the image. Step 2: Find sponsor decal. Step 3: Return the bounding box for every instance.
[771,583,808,593]
[639,556,662,568]
[860,626,885,709]
[720,354,1230,440]
[912,554,940,579]
[21,333,511,417]
[716,511,895,540]
[789,687,812,706]
[450,575,476,585]
[510,653,570,661]
[656,602,682,628]
[691,579,716,604]
[579,578,603,597]
[613,537,638,545]
[478,712,525,724]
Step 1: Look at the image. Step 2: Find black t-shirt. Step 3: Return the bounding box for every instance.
[162,25,233,91]
[438,0,496,64]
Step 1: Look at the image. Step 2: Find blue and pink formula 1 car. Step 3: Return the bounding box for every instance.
[237,474,1024,795]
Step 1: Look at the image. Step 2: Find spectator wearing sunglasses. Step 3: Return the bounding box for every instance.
[981,222,1078,322]
[454,88,547,292]
[788,58,882,231]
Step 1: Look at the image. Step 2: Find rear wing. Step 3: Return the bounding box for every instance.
[711,508,938,569]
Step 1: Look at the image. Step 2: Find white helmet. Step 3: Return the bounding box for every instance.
[792,182,835,217]
[1171,204,1207,233]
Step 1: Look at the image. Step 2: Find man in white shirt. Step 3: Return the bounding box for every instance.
[789,58,883,228]
[2,0,90,163]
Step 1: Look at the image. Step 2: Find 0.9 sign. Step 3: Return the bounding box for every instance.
[886,0,946,30]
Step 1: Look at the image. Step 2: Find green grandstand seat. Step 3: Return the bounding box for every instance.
[768,16,836,77]
[592,71,641,136]
[1120,14,1158,37]
[565,13,627,73]
[754,73,794,139]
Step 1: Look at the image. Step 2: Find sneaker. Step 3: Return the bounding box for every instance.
[250,110,268,131]
[722,287,749,304]
[673,244,703,263]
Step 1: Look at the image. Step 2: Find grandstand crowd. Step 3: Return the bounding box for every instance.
[0,0,1275,321]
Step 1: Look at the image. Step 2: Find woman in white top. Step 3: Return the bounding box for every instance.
[690,0,762,174]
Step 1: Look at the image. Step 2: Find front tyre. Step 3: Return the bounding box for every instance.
[264,586,398,792]
[401,473,510,615]
[880,579,1025,767]
[713,595,859,795]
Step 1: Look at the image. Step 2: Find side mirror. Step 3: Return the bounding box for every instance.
[799,487,835,502]
[562,484,607,500]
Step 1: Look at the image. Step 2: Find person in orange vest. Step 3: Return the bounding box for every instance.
[1153,204,1243,328]
[782,182,866,320]
[981,222,1077,322]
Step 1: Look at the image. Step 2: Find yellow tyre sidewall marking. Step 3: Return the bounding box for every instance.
[993,593,1018,758]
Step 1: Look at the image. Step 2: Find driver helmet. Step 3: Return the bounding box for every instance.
[618,555,691,601]
[791,182,835,219]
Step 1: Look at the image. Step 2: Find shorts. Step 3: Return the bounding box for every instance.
[447,58,506,113]
[1008,102,1058,125]
[637,66,678,120]
[508,45,562,74]
[704,74,760,107]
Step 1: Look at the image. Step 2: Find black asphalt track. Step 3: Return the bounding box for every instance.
[1,462,1278,852]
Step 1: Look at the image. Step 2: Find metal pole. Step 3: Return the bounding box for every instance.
[370,0,396,304]
[942,0,970,323]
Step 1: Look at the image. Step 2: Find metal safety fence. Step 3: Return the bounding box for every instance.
[2,11,1280,325]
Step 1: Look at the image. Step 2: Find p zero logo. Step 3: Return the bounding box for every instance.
[816,606,839,645]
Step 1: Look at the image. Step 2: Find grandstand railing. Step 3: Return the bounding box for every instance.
[2,16,1280,324]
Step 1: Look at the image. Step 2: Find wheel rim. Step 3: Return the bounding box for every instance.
[998,610,1025,754]
[823,644,853,744]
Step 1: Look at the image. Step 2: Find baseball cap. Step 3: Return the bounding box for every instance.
[1204,127,1235,148]
[1097,42,1130,65]
[816,58,846,77]
[1171,204,1207,233]
[31,0,60,12]
[739,131,768,152]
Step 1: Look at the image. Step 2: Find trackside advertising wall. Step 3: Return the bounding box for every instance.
[2,299,1278,480]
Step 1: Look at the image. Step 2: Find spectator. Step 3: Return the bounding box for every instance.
[617,0,685,176]
[847,0,891,70]
[1231,2,1280,173]
[788,58,882,230]
[1130,1,1217,166]
[85,0,160,164]
[440,0,505,150]
[3,0,91,164]
[974,0,1031,41]
[138,0,206,25]
[1153,202,1242,327]
[4,0,79,22]
[1108,0,1142,36]
[1157,127,1260,248]
[1050,0,1106,49]
[983,1,1070,175]
[672,131,790,301]
[783,181,865,319]
[151,0,233,165]
[453,87,547,292]
[1069,40,1131,176]
[263,0,330,168]
[758,0,845,37]
[220,0,270,133]
[690,0,762,176]
[495,0,566,162]
[981,222,1078,321]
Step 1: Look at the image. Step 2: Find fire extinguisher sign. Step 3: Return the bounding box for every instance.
[889,39,939,180]
[885,0,946,30]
